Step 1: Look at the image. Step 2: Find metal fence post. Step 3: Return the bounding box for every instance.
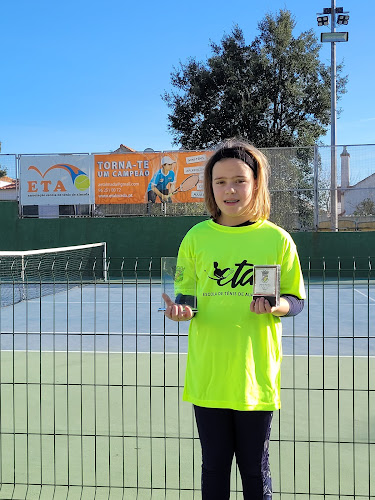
[314,145,319,230]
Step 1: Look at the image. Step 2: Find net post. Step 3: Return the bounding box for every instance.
[21,255,25,282]
[102,242,108,282]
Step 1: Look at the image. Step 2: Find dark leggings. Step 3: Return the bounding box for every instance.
[194,406,273,500]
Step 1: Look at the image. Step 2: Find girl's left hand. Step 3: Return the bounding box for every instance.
[250,296,290,317]
[250,297,274,314]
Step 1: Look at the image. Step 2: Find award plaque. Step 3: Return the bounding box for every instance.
[158,257,198,312]
[252,265,280,307]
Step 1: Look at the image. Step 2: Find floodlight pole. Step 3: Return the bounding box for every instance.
[330,0,338,231]
[318,2,349,230]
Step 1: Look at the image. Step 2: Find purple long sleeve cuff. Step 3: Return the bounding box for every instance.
[281,294,304,317]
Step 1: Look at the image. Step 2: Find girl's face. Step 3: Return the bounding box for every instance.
[212,158,257,226]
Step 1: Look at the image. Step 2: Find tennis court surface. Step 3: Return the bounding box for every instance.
[0,252,374,499]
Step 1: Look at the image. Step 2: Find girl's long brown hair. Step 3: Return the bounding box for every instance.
[204,139,271,221]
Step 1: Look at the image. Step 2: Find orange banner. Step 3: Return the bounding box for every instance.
[94,151,211,204]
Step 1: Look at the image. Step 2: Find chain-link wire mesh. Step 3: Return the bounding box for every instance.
[316,144,375,230]
[265,147,315,231]
[11,146,375,231]
[0,154,17,180]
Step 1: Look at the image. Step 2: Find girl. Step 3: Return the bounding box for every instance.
[163,140,305,500]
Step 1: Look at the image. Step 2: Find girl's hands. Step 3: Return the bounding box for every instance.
[250,297,274,314]
[250,297,290,317]
[162,293,194,321]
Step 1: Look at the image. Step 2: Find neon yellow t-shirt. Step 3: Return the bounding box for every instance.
[176,219,306,411]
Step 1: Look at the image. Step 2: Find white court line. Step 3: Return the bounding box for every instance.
[0,349,184,353]
[36,301,161,304]
[354,288,375,302]
[0,331,177,334]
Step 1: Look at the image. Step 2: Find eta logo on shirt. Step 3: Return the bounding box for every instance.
[206,260,254,288]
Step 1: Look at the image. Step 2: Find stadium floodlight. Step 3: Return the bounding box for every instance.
[317,15,329,26]
[337,14,349,25]
[321,32,349,42]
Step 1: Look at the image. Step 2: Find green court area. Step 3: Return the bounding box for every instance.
[0,351,374,500]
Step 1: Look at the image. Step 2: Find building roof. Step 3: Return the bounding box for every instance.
[0,178,18,190]
[0,176,15,186]
[351,172,375,188]
[112,144,136,153]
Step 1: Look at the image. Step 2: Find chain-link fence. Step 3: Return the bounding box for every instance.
[0,154,17,180]
[316,144,375,231]
[4,145,375,231]
[93,144,375,231]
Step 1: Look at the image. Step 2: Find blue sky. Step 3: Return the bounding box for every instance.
[0,0,373,155]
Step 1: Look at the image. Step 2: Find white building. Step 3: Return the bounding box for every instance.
[0,176,18,200]
[339,147,375,216]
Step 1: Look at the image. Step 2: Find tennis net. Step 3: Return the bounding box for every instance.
[0,242,107,308]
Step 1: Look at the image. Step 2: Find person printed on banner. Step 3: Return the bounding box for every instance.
[147,156,176,203]
[162,139,306,500]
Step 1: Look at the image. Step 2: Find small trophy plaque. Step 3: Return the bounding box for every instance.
[158,257,198,312]
[252,265,280,307]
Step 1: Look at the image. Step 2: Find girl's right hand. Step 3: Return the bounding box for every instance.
[162,293,194,321]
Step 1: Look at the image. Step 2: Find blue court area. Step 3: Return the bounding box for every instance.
[0,280,374,356]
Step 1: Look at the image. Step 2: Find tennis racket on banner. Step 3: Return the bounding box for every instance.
[169,174,200,196]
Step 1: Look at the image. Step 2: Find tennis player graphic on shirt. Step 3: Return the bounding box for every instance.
[147,156,176,203]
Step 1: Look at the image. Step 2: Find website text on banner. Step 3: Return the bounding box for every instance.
[94,151,210,204]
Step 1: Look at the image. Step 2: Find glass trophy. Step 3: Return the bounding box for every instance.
[159,256,198,312]
[252,265,281,307]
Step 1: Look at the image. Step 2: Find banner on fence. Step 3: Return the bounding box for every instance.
[94,151,209,204]
[19,151,210,206]
[20,155,94,205]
